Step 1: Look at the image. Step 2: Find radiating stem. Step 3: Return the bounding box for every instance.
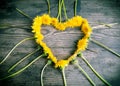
[62,68,67,86]
[62,0,68,20]
[74,0,78,16]
[47,0,50,15]
[59,0,62,22]
[57,0,61,19]
[98,22,112,28]
[0,54,46,80]
[57,0,68,21]
[0,37,35,65]
[73,60,96,86]
[41,60,52,86]
[92,23,118,29]
[90,38,120,58]
[16,8,32,19]
[80,54,111,86]
[8,48,40,72]
[57,0,63,22]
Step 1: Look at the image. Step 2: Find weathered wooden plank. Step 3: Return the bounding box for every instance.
[0,0,120,86]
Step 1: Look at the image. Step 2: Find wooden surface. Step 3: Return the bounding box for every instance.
[0,0,120,86]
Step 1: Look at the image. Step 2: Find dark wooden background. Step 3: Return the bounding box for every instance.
[0,0,120,86]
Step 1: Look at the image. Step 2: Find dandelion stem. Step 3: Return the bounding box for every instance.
[16,8,32,20]
[74,0,78,16]
[80,54,111,86]
[0,37,35,65]
[57,0,62,22]
[62,0,68,20]
[0,54,46,80]
[57,0,68,21]
[98,22,112,28]
[41,60,52,86]
[90,38,120,58]
[59,0,62,22]
[92,23,118,29]
[62,68,67,86]
[57,0,61,19]
[73,60,96,86]
[8,48,40,72]
[47,0,50,15]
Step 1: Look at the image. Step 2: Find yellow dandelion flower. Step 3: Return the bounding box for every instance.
[35,38,41,44]
[51,18,58,26]
[35,33,44,40]
[39,42,57,63]
[55,60,69,68]
[81,18,92,35]
[32,26,41,33]
[64,16,82,28]
[31,17,42,33]
[77,38,88,51]
[71,16,82,27]
[33,16,42,23]
[64,19,74,28]
[42,14,51,25]
[48,55,57,64]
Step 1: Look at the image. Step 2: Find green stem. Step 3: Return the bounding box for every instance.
[92,23,118,29]
[0,54,45,80]
[57,0,61,19]
[59,0,62,22]
[90,38,120,58]
[98,22,112,28]
[0,37,35,65]
[73,60,96,86]
[0,23,29,29]
[62,0,68,20]
[74,0,77,16]
[8,48,40,72]
[41,60,52,86]
[57,0,62,22]
[16,8,32,19]
[47,0,50,15]
[80,54,111,86]
[62,68,67,86]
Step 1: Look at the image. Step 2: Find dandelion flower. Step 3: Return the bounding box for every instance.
[55,60,69,68]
